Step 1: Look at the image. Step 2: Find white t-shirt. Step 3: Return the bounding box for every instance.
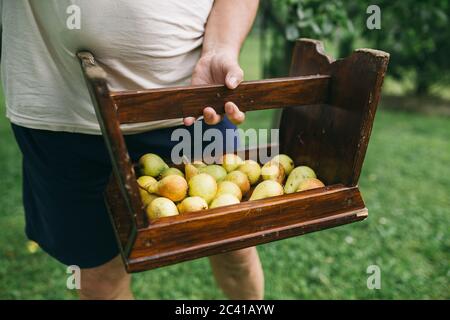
[1,0,214,134]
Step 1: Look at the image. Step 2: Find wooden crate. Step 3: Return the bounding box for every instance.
[78,39,389,273]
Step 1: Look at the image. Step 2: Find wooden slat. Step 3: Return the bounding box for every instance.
[126,185,367,272]
[77,52,147,229]
[280,39,389,186]
[112,75,331,124]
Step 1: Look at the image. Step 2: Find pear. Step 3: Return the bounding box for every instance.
[160,167,184,179]
[224,171,250,195]
[271,154,295,175]
[139,153,169,177]
[184,162,199,182]
[238,160,261,185]
[192,160,207,168]
[139,189,158,208]
[221,153,243,173]
[147,175,188,202]
[177,196,208,214]
[188,173,218,204]
[249,180,284,201]
[284,166,317,194]
[216,181,243,201]
[261,161,285,184]
[146,197,179,220]
[200,165,227,182]
[137,176,157,190]
[210,194,240,209]
[296,178,325,192]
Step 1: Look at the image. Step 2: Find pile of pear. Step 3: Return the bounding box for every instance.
[137,153,325,221]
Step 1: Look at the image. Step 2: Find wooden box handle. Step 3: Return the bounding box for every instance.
[111,76,331,124]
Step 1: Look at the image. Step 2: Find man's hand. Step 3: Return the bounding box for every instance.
[183,51,246,126]
[183,0,259,127]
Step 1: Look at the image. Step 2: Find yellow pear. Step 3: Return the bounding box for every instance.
[188,173,218,204]
[261,161,285,184]
[160,167,184,179]
[224,170,251,195]
[146,197,179,220]
[221,153,243,173]
[210,194,240,209]
[139,153,169,177]
[177,196,208,214]
[192,160,207,168]
[147,175,188,202]
[184,162,199,182]
[216,181,243,201]
[296,178,325,192]
[238,160,261,185]
[284,166,317,194]
[137,175,157,190]
[271,154,295,175]
[139,189,158,208]
[249,180,284,201]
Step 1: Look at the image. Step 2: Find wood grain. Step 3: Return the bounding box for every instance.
[77,39,389,273]
[280,38,389,186]
[112,76,331,124]
[126,185,367,272]
[78,52,147,229]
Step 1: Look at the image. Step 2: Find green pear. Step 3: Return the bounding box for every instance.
[238,160,261,185]
[137,176,157,190]
[221,154,243,173]
[147,175,188,202]
[249,180,284,201]
[177,196,208,214]
[296,178,325,192]
[139,153,169,177]
[271,154,295,175]
[139,189,158,208]
[224,170,251,195]
[261,161,285,184]
[146,197,179,220]
[160,167,184,179]
[200,165,227,182]
[284,166,317,194]
[188,173,218,204]
[210,194,240,209]
[216,181,243,201]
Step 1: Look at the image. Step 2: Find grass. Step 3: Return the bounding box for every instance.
[0,36,449,299]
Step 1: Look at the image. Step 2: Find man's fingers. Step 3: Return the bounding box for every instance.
[203,107,223,125]
[225,102,245,125]
[183,117,197,126]
[186,104,244,126]
[225,64,244,90]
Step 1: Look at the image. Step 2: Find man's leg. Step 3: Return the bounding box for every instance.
[209,247,264,300]
[79,255,133,300]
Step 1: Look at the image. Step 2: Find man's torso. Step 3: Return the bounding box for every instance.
[1,0,214,134]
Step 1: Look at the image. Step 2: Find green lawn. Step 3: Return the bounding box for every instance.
[0,36,449,299]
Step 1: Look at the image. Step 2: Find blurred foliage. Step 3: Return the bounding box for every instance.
[260,0,450,95]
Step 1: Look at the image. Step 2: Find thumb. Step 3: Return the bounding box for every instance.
[224,63,244,90]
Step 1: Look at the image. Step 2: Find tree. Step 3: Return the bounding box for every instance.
[260,0,358,77]
[361,0,450,95]
[260,0,450,95]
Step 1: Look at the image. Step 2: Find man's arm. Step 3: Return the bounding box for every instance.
[184,0,259,126]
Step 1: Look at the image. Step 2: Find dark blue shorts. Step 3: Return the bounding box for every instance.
[11,119,237,268]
